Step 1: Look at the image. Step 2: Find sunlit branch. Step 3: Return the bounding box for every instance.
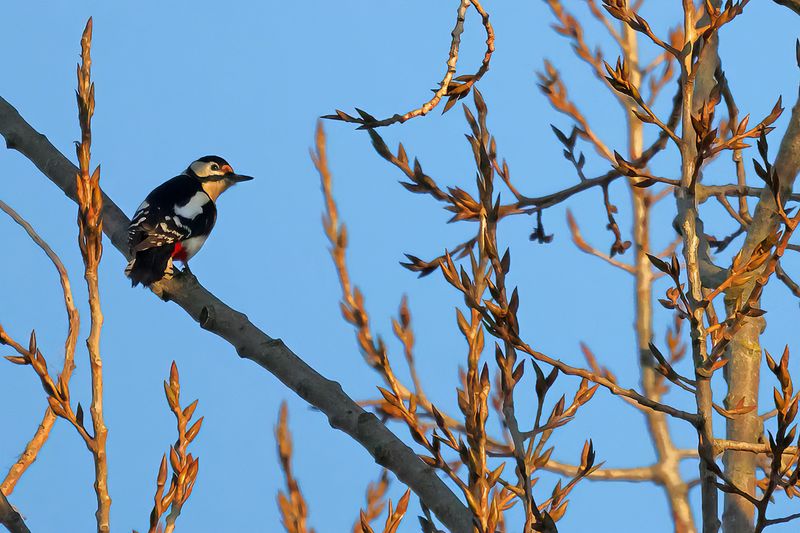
[0,199,79,494]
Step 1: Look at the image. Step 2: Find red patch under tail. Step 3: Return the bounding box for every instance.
[171,242,188,262]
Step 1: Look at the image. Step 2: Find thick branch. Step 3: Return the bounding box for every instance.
[723,50,800,533]
[742,88,800,256]
[0,96,473,533]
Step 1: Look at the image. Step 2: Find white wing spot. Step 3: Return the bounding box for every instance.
[174,192,209,219]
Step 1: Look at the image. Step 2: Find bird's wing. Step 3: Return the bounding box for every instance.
[128,176,200,252]
[129,208,192,252]
[128,176,217,253]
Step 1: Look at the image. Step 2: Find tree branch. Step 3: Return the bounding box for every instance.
[0,199,80,495]
[544,459,657,482]
[324,0,494,129]
[0,492,30,533]
[74,21,111,531]
[722,39,800,532]
[0,96,474,533]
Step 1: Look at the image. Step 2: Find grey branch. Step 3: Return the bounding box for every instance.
[722,46,800,533]
[741,77,800,257]
[0,96,473,533]
[0,492,30,533]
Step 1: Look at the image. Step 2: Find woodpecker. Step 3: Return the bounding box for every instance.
[125,155,253,287]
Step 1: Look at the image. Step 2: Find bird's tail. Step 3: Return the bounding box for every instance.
[125,248,175,287]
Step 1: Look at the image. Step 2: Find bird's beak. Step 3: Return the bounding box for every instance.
[226,173,254,183]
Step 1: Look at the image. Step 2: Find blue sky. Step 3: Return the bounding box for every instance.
[1,1,798,532]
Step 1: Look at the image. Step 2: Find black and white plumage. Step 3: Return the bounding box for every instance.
[126,155,253,287]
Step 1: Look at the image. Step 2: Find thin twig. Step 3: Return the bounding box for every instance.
[275,402,313,533]
[566,209,635,273]
[145,363,202,533]
[775,263,800,298]
[0,200,80,494]
[74,19,111,532]
[544,459,656,482]
[324,0,494,128]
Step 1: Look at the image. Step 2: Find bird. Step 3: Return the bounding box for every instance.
[125,155,253,287]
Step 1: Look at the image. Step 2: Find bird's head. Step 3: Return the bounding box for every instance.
[185,155,254,201]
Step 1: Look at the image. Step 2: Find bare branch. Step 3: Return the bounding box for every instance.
[0,199,80,494]
[353,472,390,533]
[566,209,634,273]
[324,0,494,128]
[0,492,30,533]
[74,19,111,532]
[714,440,798,457]
[775,263,800,298]
[544,459,657,482]
[720,37,800,533]
[517,80,682,212]
[0,96,474,533]
[146,362,202,533]
[275,402,313,533]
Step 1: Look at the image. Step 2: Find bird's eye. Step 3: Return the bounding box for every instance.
[210,163,220,171]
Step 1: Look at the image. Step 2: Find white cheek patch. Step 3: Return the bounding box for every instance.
[174,191,209,219]
[190,161,209,177]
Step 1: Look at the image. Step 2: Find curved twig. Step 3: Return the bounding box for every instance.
[0,199,80,495]
[324,0,494,129]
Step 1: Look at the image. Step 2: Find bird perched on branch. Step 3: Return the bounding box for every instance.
[125,156,254,287]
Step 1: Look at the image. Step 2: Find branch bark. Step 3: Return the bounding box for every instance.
[0,96,474,533]
[621,22,695,532]
[0,492,30,533]
[723,54,800,533]
[676,3,719,531]
[73,21,111,531]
